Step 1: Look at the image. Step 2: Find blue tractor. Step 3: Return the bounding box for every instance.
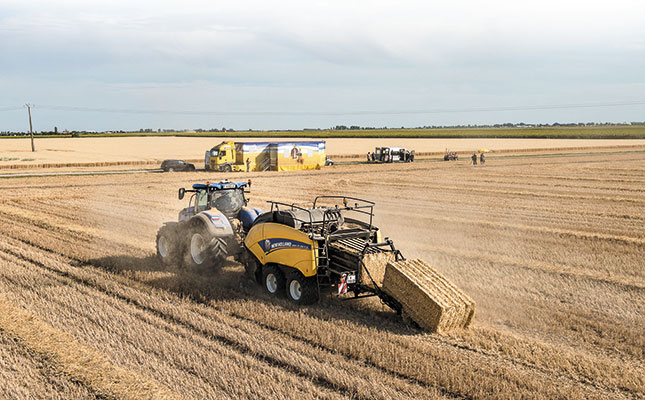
[156,180,263,268]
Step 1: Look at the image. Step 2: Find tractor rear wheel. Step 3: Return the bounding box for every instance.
[262,265,285,297]
[156,223,181,266]
[286,273,319,305]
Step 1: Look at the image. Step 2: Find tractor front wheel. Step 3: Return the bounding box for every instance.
[184,225,212,269]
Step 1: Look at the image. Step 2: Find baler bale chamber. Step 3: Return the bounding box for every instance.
[259,196,475,333]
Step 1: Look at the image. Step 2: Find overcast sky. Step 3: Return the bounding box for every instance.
[1,0,644,131]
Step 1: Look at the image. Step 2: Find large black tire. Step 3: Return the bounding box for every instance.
[184,224,214,269]
[156,223,181,266]
[285,272,319,305]
[223,164,232,172]
[262,265,285,297]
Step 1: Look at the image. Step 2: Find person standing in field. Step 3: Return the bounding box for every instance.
[246,158,251,172]
[472,153,478,165]
[367,152,371,162]
[480,153,485,165]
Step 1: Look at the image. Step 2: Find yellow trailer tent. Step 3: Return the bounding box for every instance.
[205,141,326,172]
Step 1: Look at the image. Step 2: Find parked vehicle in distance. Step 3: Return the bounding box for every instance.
[325,157,334,166]
[444,151,459,161]
[372,147,415,163]
[161,159,196,172]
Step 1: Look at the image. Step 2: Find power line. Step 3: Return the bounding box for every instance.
[38,100,645,116]
[4,100,645,116]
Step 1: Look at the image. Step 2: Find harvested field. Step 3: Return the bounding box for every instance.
[0,148,643,399]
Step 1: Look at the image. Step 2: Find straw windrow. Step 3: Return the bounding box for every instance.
[0,296,179,400]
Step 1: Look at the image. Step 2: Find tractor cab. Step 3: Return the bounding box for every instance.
[178,180,251,221]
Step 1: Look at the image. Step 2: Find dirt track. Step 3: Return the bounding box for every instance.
[0,151,643,399]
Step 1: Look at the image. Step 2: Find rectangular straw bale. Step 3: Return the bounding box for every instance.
[361,252,395,287]
[382,259,475,333]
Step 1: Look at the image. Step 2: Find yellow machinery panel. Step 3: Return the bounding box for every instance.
[271,142,326,171]
[245,222,317,277]
[206,141,326,172]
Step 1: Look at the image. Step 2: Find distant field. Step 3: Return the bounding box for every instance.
[3,125,645,139]
[2,136,645,168]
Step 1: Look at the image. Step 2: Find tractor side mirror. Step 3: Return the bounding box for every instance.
[178,188,185,200]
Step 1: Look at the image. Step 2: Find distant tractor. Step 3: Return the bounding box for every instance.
[372,147,415,163]
[156,181,263,268]
[443,151,459,161]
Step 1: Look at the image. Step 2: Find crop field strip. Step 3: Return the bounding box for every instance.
[0,293,179,400]
[0,237,451,400]
[0,151,643,399]
[0,242,412,398]
[0,233,623,400]
[0,330,97,399]
[0,223,624,398]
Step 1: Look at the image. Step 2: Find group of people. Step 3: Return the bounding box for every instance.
[471,152,485,165]
[364,150,485,165]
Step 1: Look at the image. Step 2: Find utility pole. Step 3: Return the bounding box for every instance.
[25,103,35,152]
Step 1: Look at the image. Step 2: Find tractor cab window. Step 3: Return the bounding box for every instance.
[196,190,209,212]
[210,189,245,217]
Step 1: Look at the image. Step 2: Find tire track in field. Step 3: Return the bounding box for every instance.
[1,233,630,400]
[0,239,456,400]
[0,334,100,399]
[0,294,180,400]
[417,242,645,291]
[358,178,645,206]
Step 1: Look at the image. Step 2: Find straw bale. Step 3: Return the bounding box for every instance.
[361,252,395,287]
[382,259,475,333]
